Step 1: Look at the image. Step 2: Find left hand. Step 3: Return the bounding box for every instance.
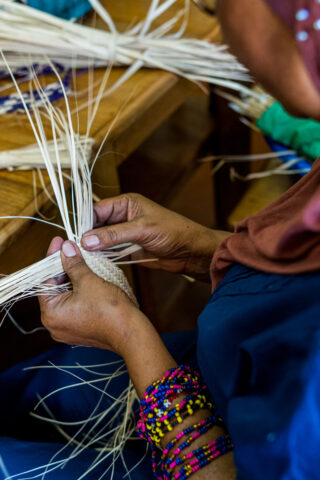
[39,237,147,356]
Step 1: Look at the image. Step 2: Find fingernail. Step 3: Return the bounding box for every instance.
[84,235,100,247]
[62,241,77,258]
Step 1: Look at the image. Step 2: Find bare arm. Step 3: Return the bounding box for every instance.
[123,310,236,480]
[217,0,320,119]
[39,238,235,479]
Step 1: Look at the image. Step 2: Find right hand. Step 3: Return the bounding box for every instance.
[81,193,230,281]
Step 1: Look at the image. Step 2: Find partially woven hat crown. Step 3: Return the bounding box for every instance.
[81,249,138,307]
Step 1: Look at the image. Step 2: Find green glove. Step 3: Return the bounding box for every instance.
[256,101,320,160]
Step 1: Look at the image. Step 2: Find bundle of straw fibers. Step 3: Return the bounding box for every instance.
[0,56,139,310]
[0,135,94,170]
[0,54,142,479]
[0,0,251,93]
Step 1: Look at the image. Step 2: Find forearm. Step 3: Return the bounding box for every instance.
[122,312,177,397]
[217,0,320,119]
[120,313,235,479]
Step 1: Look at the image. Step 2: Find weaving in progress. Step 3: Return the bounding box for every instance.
[1,0,320,479]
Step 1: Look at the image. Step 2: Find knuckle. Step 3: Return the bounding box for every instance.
[127,193,146,219]
[126,192,143,207]
[135,216,146,228]
[77,270,94,287]
[67,258,85,274]
[104,228,119,244]
[125,192,139,201]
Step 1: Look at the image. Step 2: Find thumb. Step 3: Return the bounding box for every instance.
[61,241,92,289]
[81,220,143,251]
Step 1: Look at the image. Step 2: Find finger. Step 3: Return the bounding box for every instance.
[39,237,65,309]
[43,237,64,290]
[93,195,132,226]
[47,236,64,257]
[61,241,93,289]
[38,277,60,310]
[81,220,144,251]
[93,208,99,227]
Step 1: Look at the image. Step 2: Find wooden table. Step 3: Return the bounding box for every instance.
[0,0,220,275]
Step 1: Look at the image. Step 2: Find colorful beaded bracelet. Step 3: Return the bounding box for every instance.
[168,433,233,473]
[137,366,214,443]
[161,417,217,469]
[137,365,233,480]
[174,436,233,480]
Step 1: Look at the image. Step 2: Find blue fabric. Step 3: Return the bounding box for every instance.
[25,0,92,20]
[0,69,71,115]
[283,344,320,480]
[197,263,320,480]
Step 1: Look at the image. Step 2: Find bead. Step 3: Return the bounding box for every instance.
[296,31,309,41]
[296,8,309,21]
[136,365,229,479]
[314,19,320,30]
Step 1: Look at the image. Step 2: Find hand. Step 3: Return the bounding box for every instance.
[38,237,148,356]
[81,194,230,282]
[39,237,179,395]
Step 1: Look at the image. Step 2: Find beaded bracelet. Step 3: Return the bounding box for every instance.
[137,366,233,480]
[161,417,217,469]
[167,433,233,475]
[137,366,215,445]
[154,416,219,478]
[174,435,233,480]
[162,416,217,456]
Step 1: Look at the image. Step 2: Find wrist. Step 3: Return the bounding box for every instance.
[104,304,147,357]
[184,228,230,282]
[117,311,177,396]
